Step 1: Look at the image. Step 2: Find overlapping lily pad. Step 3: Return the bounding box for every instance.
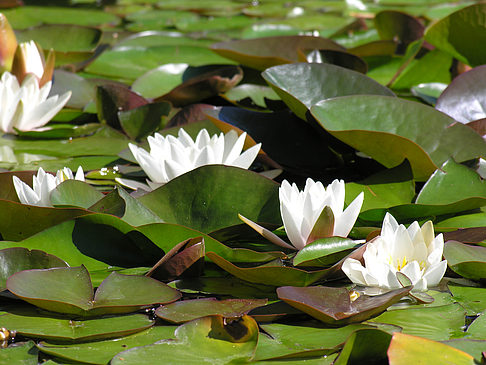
[0,307,154,342]
[443,240,486,280]
[7,265,181,316]
[311,95,486,180]
[262,62,395,120]
[138,165,281,233]
[111,315,259,364]
[0,247,67,291]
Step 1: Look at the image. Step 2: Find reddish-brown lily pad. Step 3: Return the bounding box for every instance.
[276,285,412,325]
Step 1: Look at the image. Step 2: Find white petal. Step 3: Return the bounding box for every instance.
[13,176,40,206]
[423,260,447,287]
[342,258,368,286]
[333,191,363,237]
[400,261,423,285]
[280,201,306,249]
[231,143,261,169]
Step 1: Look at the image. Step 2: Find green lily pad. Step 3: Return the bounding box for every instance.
[50,70,96,110]
[334,328,392,364]
[293,238,362,267]
[442,339,486,362]
[345,160,415,211]
[50,180,104,209]
[155,298,267,323]
[449,284,486,316]
[7,265,181,316]
[111,315,259,365]
[416,159,486,205]
[118,102,171,140]
[262,62,394,120]
[85,45,234,81]
[16,24,101,52]
[254,323,373,361]
[311,95,486,180]
[387,332,475,365]
[0,307,154,342]
[222,84,280,109]
[411,82,448,105]
[15,123,101,140]
[138,165,281,233]
[2,6,120,29]
[131,63,189,99]
[277,286,411,325]
[425,3,486,67]
[444,240,486,280]
[0,247,67,291]
[0,341,37,364]
[88,187,163,226]
[37,325,177,365]
[211,36,345,71]
[207,251,334,287]
[374,10,424,49]
[0,199,91,241]
[369,303,466,341]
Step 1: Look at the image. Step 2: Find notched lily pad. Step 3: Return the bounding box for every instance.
[443,240,486,281]
[6,265,181,316]
[0,247,67,292]
[276,285,412,325]
[155,298,268,324]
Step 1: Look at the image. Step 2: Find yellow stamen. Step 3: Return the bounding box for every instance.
[349,290,360,302]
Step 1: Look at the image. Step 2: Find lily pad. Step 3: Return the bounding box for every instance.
[111,315,259,365]
[387,332,475,365]
[425,3,486,67]
[85,45,234,81]
[293,238,362,267]
[138,165,281,233]
[436,65,486,124]
[37,326,177,365]
[211,35,345,71]
[16,24,101,52]
[311,95,486,180]
[0,341,37,364]
[6,265,181,316]
[254,323,373,361]
[155,298,267,323]
[443,240,486,280]
[50,180,104,209]
[0,247,67,291]
[415,159,486,205]
[334,328,392,364]
[0,307,154,342]
[369,303,465,341]
[262,62,394,120]
[277,285,411,325]
[448,284,486,316]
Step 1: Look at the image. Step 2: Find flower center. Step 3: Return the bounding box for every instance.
[389,256,426,271]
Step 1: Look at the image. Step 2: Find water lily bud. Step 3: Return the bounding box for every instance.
[0,13,17,73]
[11,40,55,87]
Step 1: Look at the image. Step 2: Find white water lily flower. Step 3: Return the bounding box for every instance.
[0,72,71,134]
[13,166,85,207]
[123,128,261,190]
[342,213,447,292]
[279,178,364,250]
[17,41,44,80]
